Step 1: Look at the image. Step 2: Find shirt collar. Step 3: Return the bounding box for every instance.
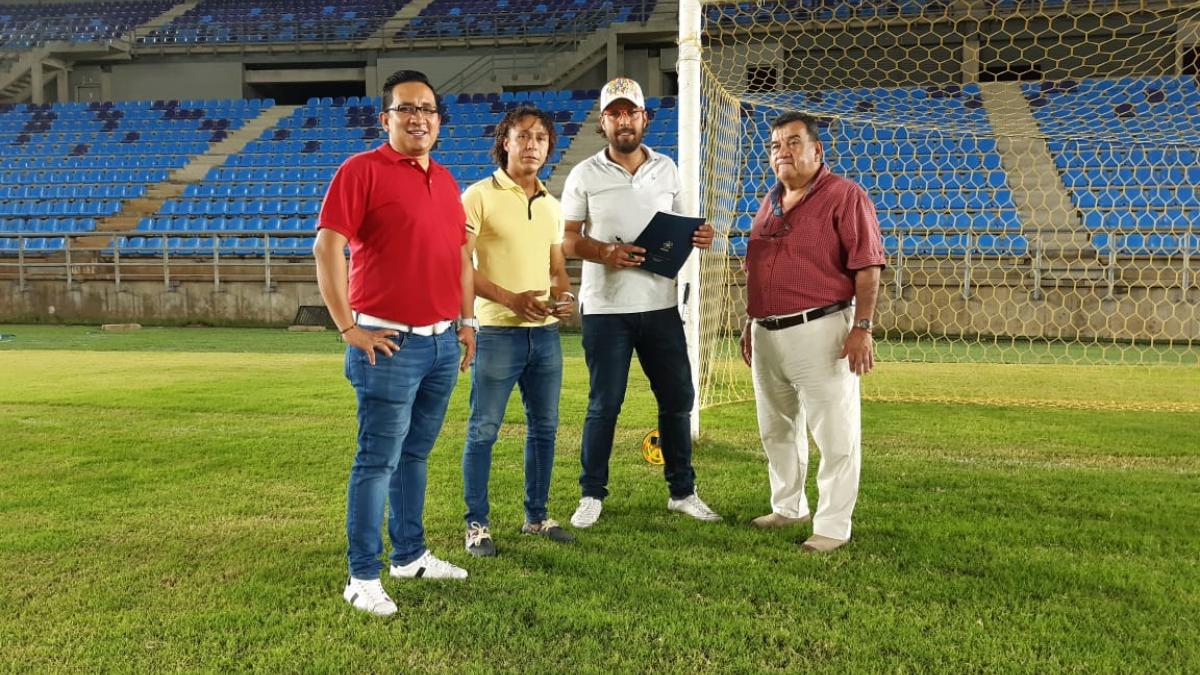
[769,163,829,217]
[491,167,546,196]
[377,142,440,171]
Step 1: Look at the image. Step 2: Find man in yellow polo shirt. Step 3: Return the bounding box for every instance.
[461,105,576,557]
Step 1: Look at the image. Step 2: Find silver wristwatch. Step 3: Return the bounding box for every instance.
[459,317,480,331]
[853,318,873,332]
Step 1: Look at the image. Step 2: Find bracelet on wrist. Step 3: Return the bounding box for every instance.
[339,325,354,335]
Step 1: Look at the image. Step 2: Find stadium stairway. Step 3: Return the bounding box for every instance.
[170,104,299,183]
[544,104,605,286]
[0,47,54,101]
[545,104,604,197]
[0,2,185,103]
[137,1,202,35]
[979,82,1080,250]
[360,0,437,46]
[80,104,300,252]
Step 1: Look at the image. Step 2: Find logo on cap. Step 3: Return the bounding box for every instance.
[600,77,645,111]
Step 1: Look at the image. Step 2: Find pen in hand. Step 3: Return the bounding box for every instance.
[609,235,644,267]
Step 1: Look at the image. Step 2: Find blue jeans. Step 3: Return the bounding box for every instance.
[344,329,460,579]
[579,307,696,500]
[462,325,563,526]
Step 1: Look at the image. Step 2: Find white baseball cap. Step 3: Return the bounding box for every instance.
[600,77,645,111]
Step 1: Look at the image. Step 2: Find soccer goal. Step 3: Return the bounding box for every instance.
[679,0,1200,430]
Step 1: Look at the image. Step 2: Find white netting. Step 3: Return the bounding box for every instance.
[690,0,1200,409]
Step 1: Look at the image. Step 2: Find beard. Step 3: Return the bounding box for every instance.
[609,127,642,154]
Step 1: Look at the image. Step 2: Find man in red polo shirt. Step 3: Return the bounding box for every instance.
[740,111,886,554]
[314,70,478,617]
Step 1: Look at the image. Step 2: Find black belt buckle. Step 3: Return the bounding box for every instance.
[757,300,850,331]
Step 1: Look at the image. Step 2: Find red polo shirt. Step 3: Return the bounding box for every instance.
[318,144,466,325]
[745,165,886,318]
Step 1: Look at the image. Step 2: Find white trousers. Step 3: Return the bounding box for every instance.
[751,307,861,540]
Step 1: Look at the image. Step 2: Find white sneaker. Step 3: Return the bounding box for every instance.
[570,497,603,528]
[667,493,722,522]
[343,577,397,617]
[389,550,468,580]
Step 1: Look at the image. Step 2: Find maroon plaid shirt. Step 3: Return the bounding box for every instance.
[745,165,886,319]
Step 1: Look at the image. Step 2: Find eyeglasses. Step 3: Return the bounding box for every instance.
[601,108,646,120]
[384,104,440,118]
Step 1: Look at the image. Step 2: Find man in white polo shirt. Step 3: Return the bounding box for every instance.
[561,76,720,528]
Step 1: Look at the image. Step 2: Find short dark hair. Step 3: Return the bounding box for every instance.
[381,70,439,111]
[770,111,821,142]
[492,105,558,169]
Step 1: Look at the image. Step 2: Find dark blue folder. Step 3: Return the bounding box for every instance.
[632,211,706,279]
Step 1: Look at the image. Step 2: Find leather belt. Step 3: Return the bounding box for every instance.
[355,312,454,336]
[755,300,852,331]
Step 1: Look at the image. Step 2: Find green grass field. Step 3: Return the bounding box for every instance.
[1,325,1197,671]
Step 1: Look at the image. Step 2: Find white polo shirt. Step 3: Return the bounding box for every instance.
[560,145,684,315]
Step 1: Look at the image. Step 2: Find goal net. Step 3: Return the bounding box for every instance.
[684,0,1200,412]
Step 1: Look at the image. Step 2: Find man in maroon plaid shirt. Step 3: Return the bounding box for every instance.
[740,111,886,553]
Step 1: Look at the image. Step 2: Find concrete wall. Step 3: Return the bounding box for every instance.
[69,65,106,102]
[4,273,1197,342]
[107,61,245,101]
[2,279,324,326]
[63,44,648,105]
[376,53,495,93]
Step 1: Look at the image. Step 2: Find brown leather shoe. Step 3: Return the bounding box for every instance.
[799,534,849,552]
[751,512,811,528]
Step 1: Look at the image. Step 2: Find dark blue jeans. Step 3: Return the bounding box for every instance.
[579,307,696,500]
[344,329,460,579]
[462,325,563,526]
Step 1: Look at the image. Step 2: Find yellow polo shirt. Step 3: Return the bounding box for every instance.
[464,169,564,327]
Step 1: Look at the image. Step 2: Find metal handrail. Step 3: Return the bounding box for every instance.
[1,18,44,51]
[4,228,1193,298]
[0,230,319,293]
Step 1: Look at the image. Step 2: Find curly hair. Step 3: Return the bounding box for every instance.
[491,105,558,169]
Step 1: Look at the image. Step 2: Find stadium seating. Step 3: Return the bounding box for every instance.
[1091,232,1200,257]
[704,0,950,27]
[0,0,175,48]
[139,0,410,45]
[723,84,1023,258]
[1026,76,1200,254]
[128,90,596,258]
[639,94,680,160]
[0,98,271,256]
[0,236,66,255]
[398,0,655,39]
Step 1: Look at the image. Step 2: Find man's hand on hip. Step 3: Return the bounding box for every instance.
[343,326,400,366]
[840,327,875,376]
